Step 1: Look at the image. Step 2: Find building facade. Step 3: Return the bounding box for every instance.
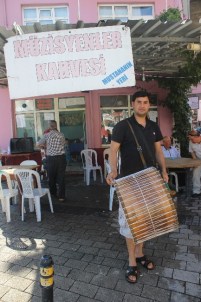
[0,0,198,153]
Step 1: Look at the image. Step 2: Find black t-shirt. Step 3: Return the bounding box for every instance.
[112,115,163,176]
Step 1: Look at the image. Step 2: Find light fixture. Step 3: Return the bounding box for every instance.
[142,67,146,81]
[187,43,201,52]
[13,22,24,35]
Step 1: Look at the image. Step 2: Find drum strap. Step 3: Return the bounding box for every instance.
[127,120,147,169]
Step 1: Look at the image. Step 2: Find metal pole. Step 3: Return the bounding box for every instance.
[40,255,54,302]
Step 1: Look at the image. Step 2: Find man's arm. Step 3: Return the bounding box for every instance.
[36,136,46,149]
[106,140,120,185]
[190,151,197,159]
[155,141,169,183]
[189,141,197,159]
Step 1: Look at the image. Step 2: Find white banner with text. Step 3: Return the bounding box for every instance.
[4,25,135,99]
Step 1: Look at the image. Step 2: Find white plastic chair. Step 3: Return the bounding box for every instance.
[0,171,18,222]
[104,160,116,211]
[18,160,39,204]
[81,149,103,186]
[103,148,110,179]
[20,160,37,166]
[14,169,54,222]
[169,172,179,192]
[103,149,121,179]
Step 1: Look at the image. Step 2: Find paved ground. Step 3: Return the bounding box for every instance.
[0,175,200,302]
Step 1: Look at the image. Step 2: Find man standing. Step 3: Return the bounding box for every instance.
[37,120,66,202]
[188,130,201,197]
[106,91,168,283]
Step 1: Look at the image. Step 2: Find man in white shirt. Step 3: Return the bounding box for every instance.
[162,136,180,159]
[189,130,201,197]
[162,136,180,193]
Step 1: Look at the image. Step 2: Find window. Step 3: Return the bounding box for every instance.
[100,95,130,144]
[100,95,157,145]
[15,99,55,142]
[98,4,154,22]
[23,6,69,25]
[58,97,86,143]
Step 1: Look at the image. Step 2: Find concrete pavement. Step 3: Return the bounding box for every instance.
[0,175,200,301]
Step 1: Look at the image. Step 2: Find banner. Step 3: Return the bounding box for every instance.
[4,25,135,99]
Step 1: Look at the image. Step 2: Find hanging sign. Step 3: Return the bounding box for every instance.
[188,96,199,110]
[4,25,135,99]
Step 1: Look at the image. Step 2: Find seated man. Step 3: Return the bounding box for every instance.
[188,130,201,197]
[162,136,180,158]
[162,136,180,193]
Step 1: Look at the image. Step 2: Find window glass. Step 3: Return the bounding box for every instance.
[132,6,153,17]
[101,109,129,144]
[100,95,128,107]
[15,100,34,112]
[59,111,85,141]
[25,22,34,26]
[59,97,86,146]
[99,6,112,17]
[35,99,54,110]
[114,6,128,16]
[23,6,69,25]
[100,95,130,144]
[55,7,68,18]
[36,112,55,141]
[99,4,154,21]
[59,97,85,109]
[40,20,53,25]
[24,8,37,19]
[39,9,52,18]
[16,113,36,142]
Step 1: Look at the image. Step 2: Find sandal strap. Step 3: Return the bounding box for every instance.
[136,256,147,263]
[125,266,138,283]
[126,266,138,272]
[136,256,155,269]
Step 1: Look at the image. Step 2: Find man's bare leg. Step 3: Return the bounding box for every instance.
[125,237,137,282]
[135,242,154,270]
[126,238,154,271]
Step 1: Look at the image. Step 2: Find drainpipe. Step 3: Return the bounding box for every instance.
[165,0,168,11]
[77,0,81,20]
[181,0,190,19]
[3,0,8,27]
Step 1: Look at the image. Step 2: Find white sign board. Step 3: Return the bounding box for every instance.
[188,96,199,109]
[4,25,135,99]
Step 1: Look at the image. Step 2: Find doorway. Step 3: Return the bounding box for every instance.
[58,97,86,171]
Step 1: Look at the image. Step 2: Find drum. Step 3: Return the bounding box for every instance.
[115,167,179,244]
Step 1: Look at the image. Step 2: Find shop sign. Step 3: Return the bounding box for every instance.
[35,98,54,110]
[4,25,135,99]
[188,96,199,110]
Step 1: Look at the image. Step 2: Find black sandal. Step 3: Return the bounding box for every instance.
[125,266,139,283]
[136,255,155,270]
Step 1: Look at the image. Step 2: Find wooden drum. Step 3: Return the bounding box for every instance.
[115,167,179,244]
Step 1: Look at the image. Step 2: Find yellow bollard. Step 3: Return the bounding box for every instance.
[40,255,54,302]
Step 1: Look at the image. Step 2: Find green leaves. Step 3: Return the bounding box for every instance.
[157,8,182,22]
[158,53,201,156]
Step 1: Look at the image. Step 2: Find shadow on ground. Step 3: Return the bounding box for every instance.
[42,174,119,215]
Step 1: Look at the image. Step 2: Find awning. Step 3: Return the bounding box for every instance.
[0,19,201,85]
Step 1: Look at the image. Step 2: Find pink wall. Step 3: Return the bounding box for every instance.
[0,87,13,150]
[191,84,201,95]
[0,0,185,149]
[0,0,79,27]
[1,0,184,28]
[79,0,183,22]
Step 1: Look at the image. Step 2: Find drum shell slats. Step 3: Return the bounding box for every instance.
[115,167,179,243]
